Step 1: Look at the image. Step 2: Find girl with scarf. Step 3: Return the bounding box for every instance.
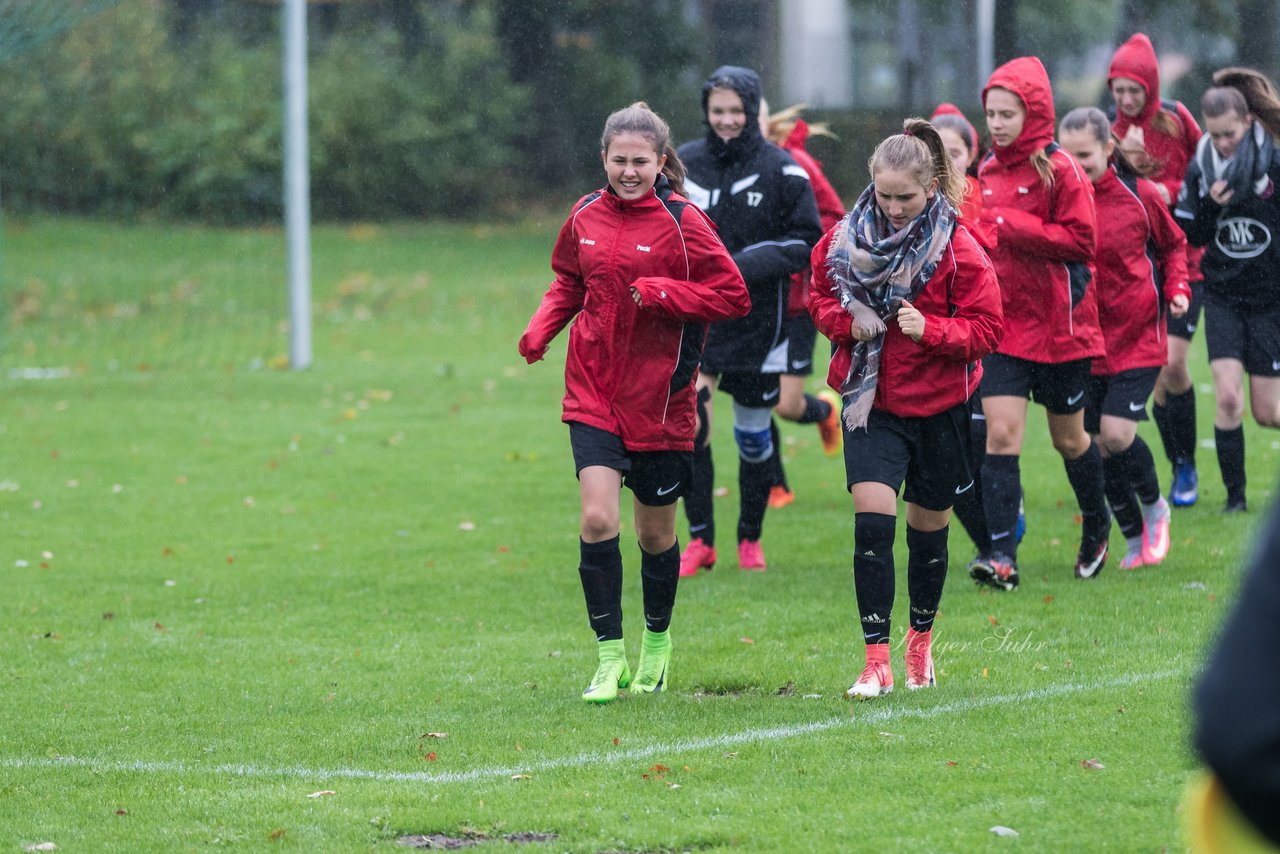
[809,119,1003,699]
[1058,107,1190,570]
[519,103,748,702]
[1174,67,1280,513]
[968,56,1108,592]
[1109,32,1207,508]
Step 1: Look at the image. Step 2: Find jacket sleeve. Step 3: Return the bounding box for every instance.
[631,207,750,322]
[1141,179,1191,304]
[518,213,586,363]
[917,226,1005,361]
[1174,157,1220,248]
[732,157,824,287]
[980,155,1096,263]
[807,226,856,345]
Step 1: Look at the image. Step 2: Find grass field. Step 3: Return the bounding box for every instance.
[1,215,1274,852]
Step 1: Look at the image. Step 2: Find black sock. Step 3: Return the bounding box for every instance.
[1162,388,1199,464]
[737,454,773,543]
[796,393,832,424]
[982,454,1022,561]
[1216,425,1247,501]
[906,525,949,633]
[684,441,715,546]
[1124,436,1162,505]
[766,418,787,490]
[579,536,623,641]
[1103,453,1144,539]
[1064,443,1109,537]
[853,513,896,645]
[640,540,680,634]
[954,404,991,556]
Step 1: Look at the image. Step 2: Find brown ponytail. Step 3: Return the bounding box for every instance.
[1212,66,1280,139]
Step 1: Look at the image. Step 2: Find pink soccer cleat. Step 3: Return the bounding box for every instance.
[847,644,894,700]
[679,538,716,578]
[1141,497,1171,566]
[904,628,936,690]
[737,538,766,571]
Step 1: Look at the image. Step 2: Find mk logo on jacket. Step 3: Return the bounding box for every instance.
[1216,217,1272,260]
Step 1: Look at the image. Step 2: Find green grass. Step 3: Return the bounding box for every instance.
[1,215,1273,852]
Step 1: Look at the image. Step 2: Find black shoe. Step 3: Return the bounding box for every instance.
[970,554,1019,591]
[1075,511,1112,579]
[1223,494,1248,513]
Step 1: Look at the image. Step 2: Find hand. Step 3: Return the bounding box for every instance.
[848,300,886,343]
[897,299,925,341]
[1120,124,1146,155]
[517,333,546,364]
[1169,293,1190,318]
[1209,179,1235,206]
[631,286,644,307]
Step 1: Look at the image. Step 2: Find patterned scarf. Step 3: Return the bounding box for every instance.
[824,183,956,429]
[1196,120,1275,205]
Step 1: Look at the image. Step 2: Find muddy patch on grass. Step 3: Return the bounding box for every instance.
[398,831,557,849]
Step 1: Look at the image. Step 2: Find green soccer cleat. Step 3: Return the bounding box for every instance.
[630,629,672,694]
[582,639,632,704]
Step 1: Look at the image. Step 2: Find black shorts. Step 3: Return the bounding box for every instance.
[1204,291,1280,376]
[716,371,782,408]
[979,353,1093,414]
[568,422,692,507]
[783,311,819,376]
[1083,367,1161,433]
[1167,280,1205,341]
[842,403,975,512]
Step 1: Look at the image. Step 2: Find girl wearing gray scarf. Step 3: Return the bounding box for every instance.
[1174,67,1280,514]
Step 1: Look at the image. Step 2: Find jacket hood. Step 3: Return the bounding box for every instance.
[783,119,810,150]
[701,65,765,160]
[931,102,979,152]
[1108,33,1161,124]
[983,56,1056,165]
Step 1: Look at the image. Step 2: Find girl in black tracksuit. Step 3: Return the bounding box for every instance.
[676,65,823,575]
[1174,67,1280,512]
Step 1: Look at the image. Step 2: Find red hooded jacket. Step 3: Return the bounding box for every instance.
[780,120,846,314]
[519,179,749,451]
[930,103,986,227]
[809,222,1004,419]
[979,56,1103,363]
[1090,167,1191,375]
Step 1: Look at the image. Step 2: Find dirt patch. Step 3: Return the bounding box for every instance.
[398,831,557,849]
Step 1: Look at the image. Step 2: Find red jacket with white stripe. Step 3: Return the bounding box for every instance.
[1108,32,1205,282]
[809,222,1004,419]
[979,56,1103,363]
[1091,167,1191,375]
[519,178,748,451]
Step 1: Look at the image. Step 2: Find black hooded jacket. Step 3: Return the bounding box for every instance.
[677,66,823,375]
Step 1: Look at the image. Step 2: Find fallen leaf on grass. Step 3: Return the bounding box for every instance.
[306,790,336,798]
[713,487,730,498]
[510,774,532,780]
[724,752,738,758]
[1080,758,1105,770]
[23,844,57,852]
[424,752,437,762]
[990,825,1020,837]
[458,521,476,531]
[268,828,286,841]
[420,732,448,740]
[612,738,620,746]
[945,761,958,767]
[739,637,754,645]
[877,731,902,739]
[981,667,988,679]
[987,614,1000,626]
[115,808,128,815]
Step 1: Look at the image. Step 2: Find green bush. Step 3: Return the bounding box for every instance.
[0,0,525,222]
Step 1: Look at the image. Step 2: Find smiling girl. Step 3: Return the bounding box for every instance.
[809,118,1003,699]
[519,102,749,702]
[1174,68,1280,513]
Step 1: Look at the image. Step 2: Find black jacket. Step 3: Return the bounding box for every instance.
[678,66,822,375]
[1174,147,1280,306]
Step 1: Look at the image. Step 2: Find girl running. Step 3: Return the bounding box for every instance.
[1174,67,1280,513]
[676,66,823,575]
[967,56,1109,591]
[519,102,749,702]
[1058,106,1190,569]
[810,118,1003,699]
[760,100,845,509]
[1109,33,1207,507]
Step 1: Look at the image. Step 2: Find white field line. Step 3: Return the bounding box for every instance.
[1,668,1182,786]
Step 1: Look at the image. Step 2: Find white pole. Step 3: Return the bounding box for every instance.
[976,0,995,97]
[283,0,312,370]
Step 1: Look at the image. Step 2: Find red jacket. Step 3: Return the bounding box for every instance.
[781,121,846,314]
[519,181,749,451]
[809,222,1004,419]
[979,56,1103,363]
[1109,33,1205,281]
[1091,167,1191,375]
